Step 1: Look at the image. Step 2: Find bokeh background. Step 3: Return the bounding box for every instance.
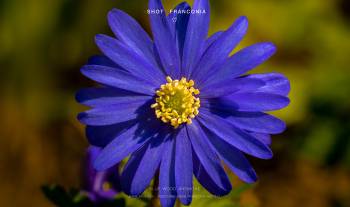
[1,0,350,206]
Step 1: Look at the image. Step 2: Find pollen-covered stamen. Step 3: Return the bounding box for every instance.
[151,76,200,128]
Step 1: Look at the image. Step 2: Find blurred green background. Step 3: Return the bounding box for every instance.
[1,0,350,206]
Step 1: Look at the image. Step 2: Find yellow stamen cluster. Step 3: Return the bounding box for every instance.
[151,76,200,128]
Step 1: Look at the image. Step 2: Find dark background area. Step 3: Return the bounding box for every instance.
[1,0,350,206]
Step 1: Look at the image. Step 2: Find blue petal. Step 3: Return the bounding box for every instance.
[244,73,290,96]
[249,132,271,146]
[149,0,180,78]
[204,31,223,51]
[203,43,276,87]
[159,137,177,207]
[95,34,165,85]
[121,136,165,196]
[107,9,160,70]
[217,92,290,112]
[192,16,248,84]
[200,77,265,98]
[199,109,273,159]
[94,120,160,171]
[86,120,137,147]
[175,127,193,205]
[202,95,287,134]
[81,65,157,95]
[203,128,258,183]
[192,154,231,196]
[213,109,286,134]
[182,0,210,78]
[87,55,118,67]
[187,121,232,195]
[167,2,191,68]
[77,100,149,126]
[76,87,151,107]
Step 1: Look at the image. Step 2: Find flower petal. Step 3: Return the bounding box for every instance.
[81,65,157,95]
[168,2,191,66]
[204,31,223,51]
[77,101,148,126]
[187,121,232,195]
[199,109,273,159]
[244,73,290,96]
[215,110,287,134]
[94,120,160,171]
[121,136,165,196]
[217,92,290,112]
[192,16,248,84]
[107,9,160,69]
[204,43,276,87]
[249,132,271,146]
[76,87,151,107]
[87,55,118,67]
[159,137,177,207]
[203,128,258,183]
[192,154,231,196]
[203,101,286,134]
[200,77,265,98]
[175,127,193,205]
[149,0,180,78]
[182,0,210,78]
[86,120,137,147]
[95,34,164,85]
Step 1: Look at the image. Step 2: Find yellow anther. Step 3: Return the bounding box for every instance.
[166,76,173,83]
[152,76,200,128]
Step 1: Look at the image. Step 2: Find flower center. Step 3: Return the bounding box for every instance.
[151,76,200,128]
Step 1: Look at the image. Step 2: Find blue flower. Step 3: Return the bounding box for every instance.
[76,0,290,206]
[82,146,120,203]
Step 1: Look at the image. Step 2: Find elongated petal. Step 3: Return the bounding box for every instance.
[86,120,137,147]
[204,31,223,51]
[204,43,276,86]
[192,16,248,84]
[76,87,151,107]
[121,137,165,196]
[249,132,271,146]
[204,128,258,183]
[77,101,149,126]
[228,111,285,134]
[199,109,273,159]
[182,0,210,78]
[94,120,160,170]
[218,92,290,112]
[200,77,265,98]
[108,9,160,69]
[187,121,232,195]
[95,34,164,85]
[209,108,286,134]
[244,73,290,96]
[149,0,180,77]
[159,137,177,207]
[81,65,156,95]
[168,2,191,67]
[175,127,193,205]
[87,55,118,67]
[193,154,231,196]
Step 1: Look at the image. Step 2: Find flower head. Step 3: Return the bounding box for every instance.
[151,76,200,128]
[77,0,290,206]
